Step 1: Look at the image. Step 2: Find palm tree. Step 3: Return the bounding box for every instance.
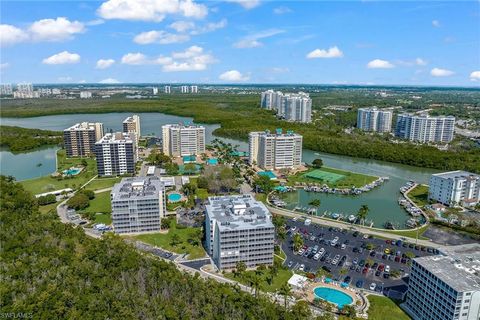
[277,227,287,244]
[250,274,262,297]
[278,283,292,310]
[293,233,304,252]
[357,204,369,226]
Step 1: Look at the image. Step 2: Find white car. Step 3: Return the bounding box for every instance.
[299,264,305,271]
[318,248,325,255]
[297,248,305,255]
[313,253,321,261]
[293,217,298,222]
[291,226,297,232]
[369,283,377,291]
[341,244,346,250]
[385,265,391,273]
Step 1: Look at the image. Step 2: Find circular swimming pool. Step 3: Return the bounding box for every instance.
[313,287,353,309]
[168,193,182,202]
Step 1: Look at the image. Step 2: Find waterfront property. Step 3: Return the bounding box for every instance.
[403,243,480,320]
[63,122,104,157]
[395,113,455,143]
[260,90,312,123]
[111,176,166,234]
[205,194,275,270]
[429,171,480,207]
[162,123,205,157]
[122,114,141,143]
[258,170,277,180]
[249,129,303,170]
[356,107,393,133]
[95,132,137,177]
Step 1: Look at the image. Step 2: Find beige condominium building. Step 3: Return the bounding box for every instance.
[63,122,104,157]
[162,124,205,157]
[123,114,141,143]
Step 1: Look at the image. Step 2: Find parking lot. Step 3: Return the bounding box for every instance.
[281,217,438,296]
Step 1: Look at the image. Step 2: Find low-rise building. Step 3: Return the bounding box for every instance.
[111,177,166,234]
[429,171,480,207]
[205,194,275,270]
[403,243,480,320]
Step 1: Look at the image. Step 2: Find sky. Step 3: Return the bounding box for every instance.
[1,0,479,86]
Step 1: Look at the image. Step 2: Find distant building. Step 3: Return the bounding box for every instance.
[52,88,61,95]
[0,84,13,95]
[403,243,480,320]
[14,82,37,98]
[429,171,480,207]
[122,115,141,143]
[63,122,104,157]
[111,176,166,234]
[152,87,159,95]
[249,129,303,170]
[164,85,171,94]
[260,90,312,123]
[80,91,92,99]
[190,85,198,93]
[395,114,455,143]
[162,124,205,157]
[181,85,189,93]
[205,194,275,270]
[357,107,393,133]
[95,132,137,176]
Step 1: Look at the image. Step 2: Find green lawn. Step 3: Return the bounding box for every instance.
[288,166,377,188]
[367,296,410,320]
[134,220,205,260]
[255,193,267,203]
[225,262,292,292]
[94,213,112,225]
[21,149,97,195]
[81,191,112,214]
[407,185,430,207]
[85,177,122,191]
[384,223,430,240]
[38,202,59,214]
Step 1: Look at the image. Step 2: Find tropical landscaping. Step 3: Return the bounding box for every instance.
[287,166,377,189]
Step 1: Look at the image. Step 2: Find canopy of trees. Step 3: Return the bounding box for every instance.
[0,125,63,152]
[202,165,239,194]
[1,175,314,319]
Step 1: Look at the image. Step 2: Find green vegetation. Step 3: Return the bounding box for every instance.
[85,177,122,191]
[94,213,112,225]
[134,220,206,260]
[2,96,479,172]
[37,193,56,205]
[80,191,112,215]
[0,125,62,152]
[2,176,306,319]
[384,224,430,240]
[288,167,377,188]
[407,185,430,207]
[367,296,410,320]
[20,149,97,195]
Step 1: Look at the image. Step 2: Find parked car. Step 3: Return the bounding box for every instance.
[385,265,390,273]
[369,283,377,290]
[344,276,351,284]
[356,280,364,288]
[287,261,293,268]
[299,264,305,271]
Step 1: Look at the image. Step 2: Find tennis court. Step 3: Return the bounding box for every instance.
[304,169,345,183]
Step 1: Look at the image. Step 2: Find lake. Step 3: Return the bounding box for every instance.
[0,112,438,227]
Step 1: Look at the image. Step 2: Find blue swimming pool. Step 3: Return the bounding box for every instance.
[258,171,276,179]
[207,158,218,165]
[168,193,182,202]
[313,287,353,309]
[63,168,81,175]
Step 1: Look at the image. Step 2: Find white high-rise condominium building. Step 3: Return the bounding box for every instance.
[152,87,158,95]
[260,90,312,123]
[403,243,480,320]
[14,82,37,98]
[249,129,303,170]
[80,91,92,99]
[123,115,141,143]
[63,122,104,157]
[205,194,275,270]
[428,171,480,207]
[162,124,205,157]
[94,132,137,176]
[0,84,13,95]
[190,85,198,93]
[111,177,166,234]
[181,85,189,93]
[357,107,393,133]
[395,113,455,143]
[164,85,171,94]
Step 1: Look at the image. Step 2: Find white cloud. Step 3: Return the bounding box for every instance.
[415,58,428,66]
[431,67,454,77]
[121,52,149,65]
[0,63,9,69]
[134,30,190,44]
[306,46,343,59]
[367,59,395,69]
[171,45,204,58]
[219,70,250,82]
[226,0,260,9]
[97,0,208,22]
[273,6,292,14]
[0,24,29,46]
[233,28,284,48]
[396,57,428,67]
[169,20,195,32]
[85,19,105,26]
[96,59,115,69]
[42,51,81,65]
[58,76,73,82]
[99,78,120,84]
[470,71,480,81]
[432,20,441,28]
[29,17,85,42]
[190,19,227,35]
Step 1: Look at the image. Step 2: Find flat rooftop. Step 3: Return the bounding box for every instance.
[432,170,479,180]
[205,194,274,231]
[112,176,164,200]
[64,122,100,131]
[251,129,302,138]
[97,132,134,144]
[414,243,480,292]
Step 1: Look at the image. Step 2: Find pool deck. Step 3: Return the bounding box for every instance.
[306,281,358,306]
